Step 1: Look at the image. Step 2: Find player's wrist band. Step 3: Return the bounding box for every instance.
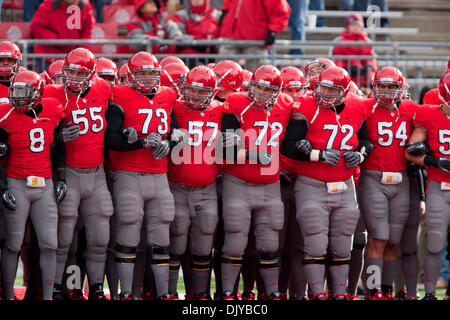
[310,149,320,162]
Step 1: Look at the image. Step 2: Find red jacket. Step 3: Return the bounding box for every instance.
[171,0,220,40]
[331,30,377,86]
[219,0,290,41]
[31,0,95,55]
[127,0,180,53]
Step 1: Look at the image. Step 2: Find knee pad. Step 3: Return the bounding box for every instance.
[115,193,141,225]
[199,211,219,235]
[257,251,279,270]
[426,230,445,254]
[303,234,328,258]
[329,235,353,258]
[191,254,212,271]
[328,258,351,267]
[149,245,170,265]
[114,243,137,264]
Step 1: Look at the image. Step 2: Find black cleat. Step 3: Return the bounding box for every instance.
[422,293,438,300]
[89,283,107,300]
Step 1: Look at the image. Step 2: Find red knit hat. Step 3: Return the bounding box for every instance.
[346,13,364,28]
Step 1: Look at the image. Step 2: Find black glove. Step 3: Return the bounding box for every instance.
[343,151,362,168]
[55,180,67,204]
[295,139,312,156]
[1,189,16,211]
[406,142,428,157]
[246,150,273,166]
[153,139,170,160]
[319,149,341,166]
[122,127,138,144]
[424,155,450,172]
[0,142,9,158]
[265,30,277,46]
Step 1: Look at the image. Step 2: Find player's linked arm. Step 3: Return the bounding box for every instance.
[280,117,310,161]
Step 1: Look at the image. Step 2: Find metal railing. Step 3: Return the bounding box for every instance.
[11,38,450,101]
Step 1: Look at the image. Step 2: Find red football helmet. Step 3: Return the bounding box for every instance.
[439,71,450,105]
[248,65,283,110]
[63,48,97,93]
[160,62,189,94]
[280,66,306,100]
[372,66,405,106]
[159,56,185,69]
[346,80,363,97]
[118,63,131,85]
[128,51,161,94]
[44,59,64,85]
[0,41,22,79]
[206,63,216,70]
[314,66,351,108]
[240,69,252,92]
[213,60,243,91]
[96,58,118,87]
[303,57,336,89]
[8,70,44,111]
[182,66,218,111]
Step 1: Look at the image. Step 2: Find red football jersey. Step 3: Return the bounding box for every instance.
[292,95,369,182]
[0,83,8,103]
[414,104,450,182]
[43,78,111,168]
[167,100,224,187]
[109,85,177,173]
[0,98,64,178]
[222,92,293,184]
[362,99,417,172]
[423,88,442,105]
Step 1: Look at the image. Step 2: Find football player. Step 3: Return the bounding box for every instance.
[118,63,131,85]
[160,62,189,97]
[0,71,66,300]
[44,48,114,300]
[281,66,372,300]
[219,65,292,300]
[422,60,449,105]
[0,41,22,102]
[302,57,336,94]
[405,71,450,300]
[240,69,252,93]
[167,66,222,300]
[104,51,178,300]
[358,67,419,300]
[42,60,64,85]
[96,58,119,87]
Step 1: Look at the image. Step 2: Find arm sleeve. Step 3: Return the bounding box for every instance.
[280,118,310,161]
[417,166,427,202]
[356,121,374,155]
[50,136,66,180]
[0,127,8,191]
[218,113,241,161]
[104,102,145,151]
[167,109,181,150]
[0,127,9,160]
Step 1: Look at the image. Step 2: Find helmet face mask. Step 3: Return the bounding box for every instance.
[51,74,64,85]
[130,67,161,95]
[373,80,403,105]
[0,56,20,78]
[63,66,93,93]
[8,72,43,111]
[314,81,345,108]
[182,83,214,111]
[248,80,280,110]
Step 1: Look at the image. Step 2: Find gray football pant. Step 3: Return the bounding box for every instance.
[55,165,113,287]
[221,174,284,296]
[424,180,450,294]
[169,181,218,295]
[295,175,360,296]
[113,171,175,296]
[2,178,58,300]
[358,169,410,244]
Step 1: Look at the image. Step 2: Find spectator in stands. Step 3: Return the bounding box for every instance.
[171,0,221,55]
[309,0,325,27]
[329,13,377,88]
[30,0,95,71]
[127,0,181,53]
[23,0,44,22]
[340,0,389,28]
[218,0,290,72]
[90,0,111,23]
[287,0,308,56]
